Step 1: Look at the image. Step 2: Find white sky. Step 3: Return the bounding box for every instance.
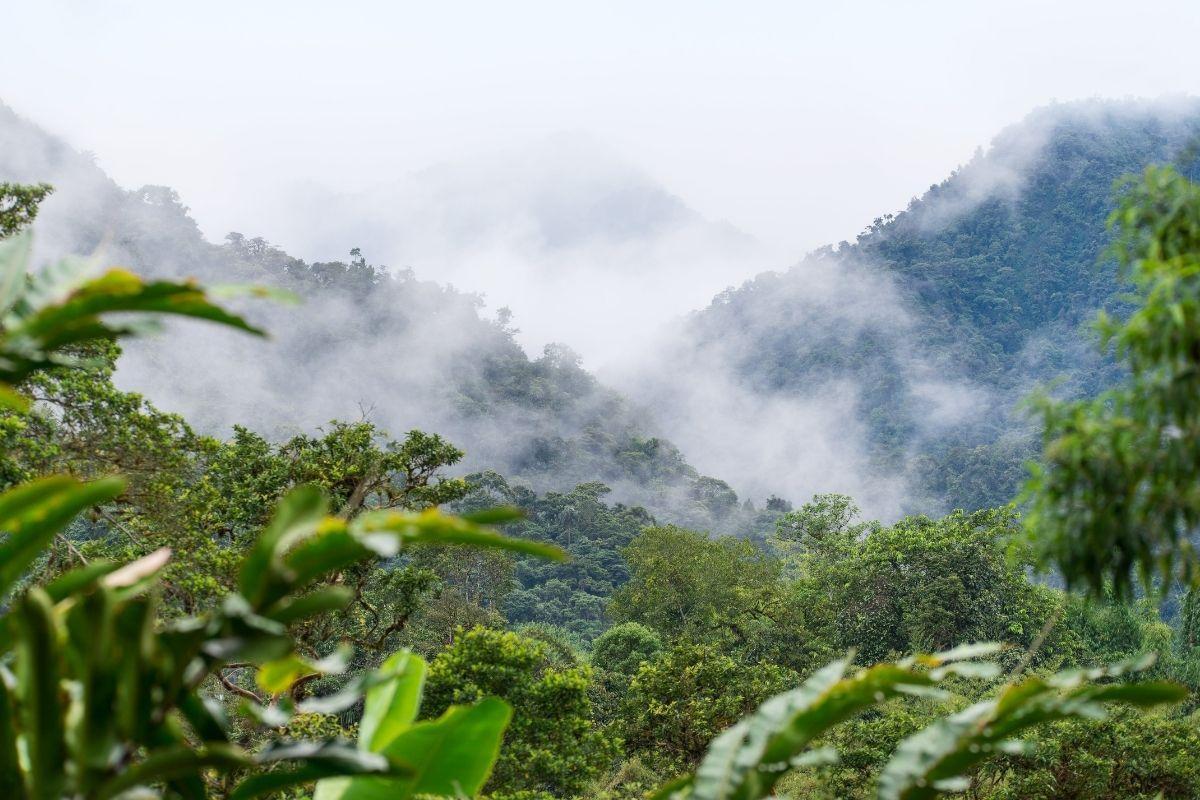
[5,0,1200,259]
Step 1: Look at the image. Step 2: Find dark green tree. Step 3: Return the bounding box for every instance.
[423,626,617,799]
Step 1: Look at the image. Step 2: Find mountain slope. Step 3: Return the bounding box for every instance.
[635,99,1200,514]
[0,102,744,529]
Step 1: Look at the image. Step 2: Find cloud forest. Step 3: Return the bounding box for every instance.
[5,3,1200,798]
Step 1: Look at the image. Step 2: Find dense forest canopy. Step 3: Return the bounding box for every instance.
[640,99,1200,516]
[4,95,1200,800]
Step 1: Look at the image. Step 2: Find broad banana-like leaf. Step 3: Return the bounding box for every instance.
[358,651,427,753]
[314,696,512,800]
[660,644,1005,800]
[877,656,1187,800]
[353,507,564,560]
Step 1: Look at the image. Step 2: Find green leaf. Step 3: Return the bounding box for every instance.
[16,588,66,800]
[262,586,354,624]
[95,744,250,800]
[686,656,943,800]
[0,231,33,317]
[66,587,121,788]
[42,560,121,603]
[0,670,28,800]
[460,506,525,525]
[277,527,370,600]
[257,645,351,695]
[876,661,1187,800]
[358,651,427,753]
[19,269,266,340]
[314,697,512,800]
[238,485,328,607]
[230,741,402,800]
[353,507,565,561]
[0,475,126,600]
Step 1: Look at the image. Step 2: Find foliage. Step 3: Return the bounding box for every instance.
[977,708,1200,799]
[590,622,664,722]
[592,622,663,678]
[312,651,511,800]
[0,228,561,797]
[794,508,1065,665]
[620,642,795,771]
[0,232,263,411]
[0,469,554,798]
[612,526,782,648]
[680,105,1200,511]
[0,183,51,238]
[1024,164,1200,596]
[457,473,654,642]
[423,626,617,799]
[654,647,1183,800]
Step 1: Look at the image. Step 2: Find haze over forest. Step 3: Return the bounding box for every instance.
[8,5,1200,799]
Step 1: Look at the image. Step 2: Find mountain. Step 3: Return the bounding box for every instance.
[6,97,1197,524]
[625,98,1200,515]
[0,102,745,530]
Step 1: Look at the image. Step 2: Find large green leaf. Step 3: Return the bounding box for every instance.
[358,651,427,753]
[353,507,565,561]
[0,669,27,800]
[876,657,1187,800]
[661,645,1005,800]
[17,269,265,341]
[314,697,512,800]
[16,588,67,800]
[261,586,354,625]
[0,258,266,398]
[238,485,328,607]
[0,475,126,601]
[65,587,121,791]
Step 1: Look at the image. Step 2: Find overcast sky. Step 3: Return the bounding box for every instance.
[5,0,1200,261]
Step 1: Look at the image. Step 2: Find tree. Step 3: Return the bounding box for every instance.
[611,526,781,646]
[654,648,1183,800]
[590,622,663,721]
[592,621,663,679]
[1024,165,1200,595]
[0,233,563,797]
[423,626,617,798]
[0,182,51,237]
[797,508,1065,665]
[978,710,1200,800]
[456,472,654,642]
[619,642,795,770]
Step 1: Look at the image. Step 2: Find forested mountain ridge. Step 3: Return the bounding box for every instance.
[643,99,1200,514]
[8,93,1200,799]
[7,98,1199,522]
[0,101,747,531]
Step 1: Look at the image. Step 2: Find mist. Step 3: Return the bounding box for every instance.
[5,1,1200,524]
[3,93,1188,525]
